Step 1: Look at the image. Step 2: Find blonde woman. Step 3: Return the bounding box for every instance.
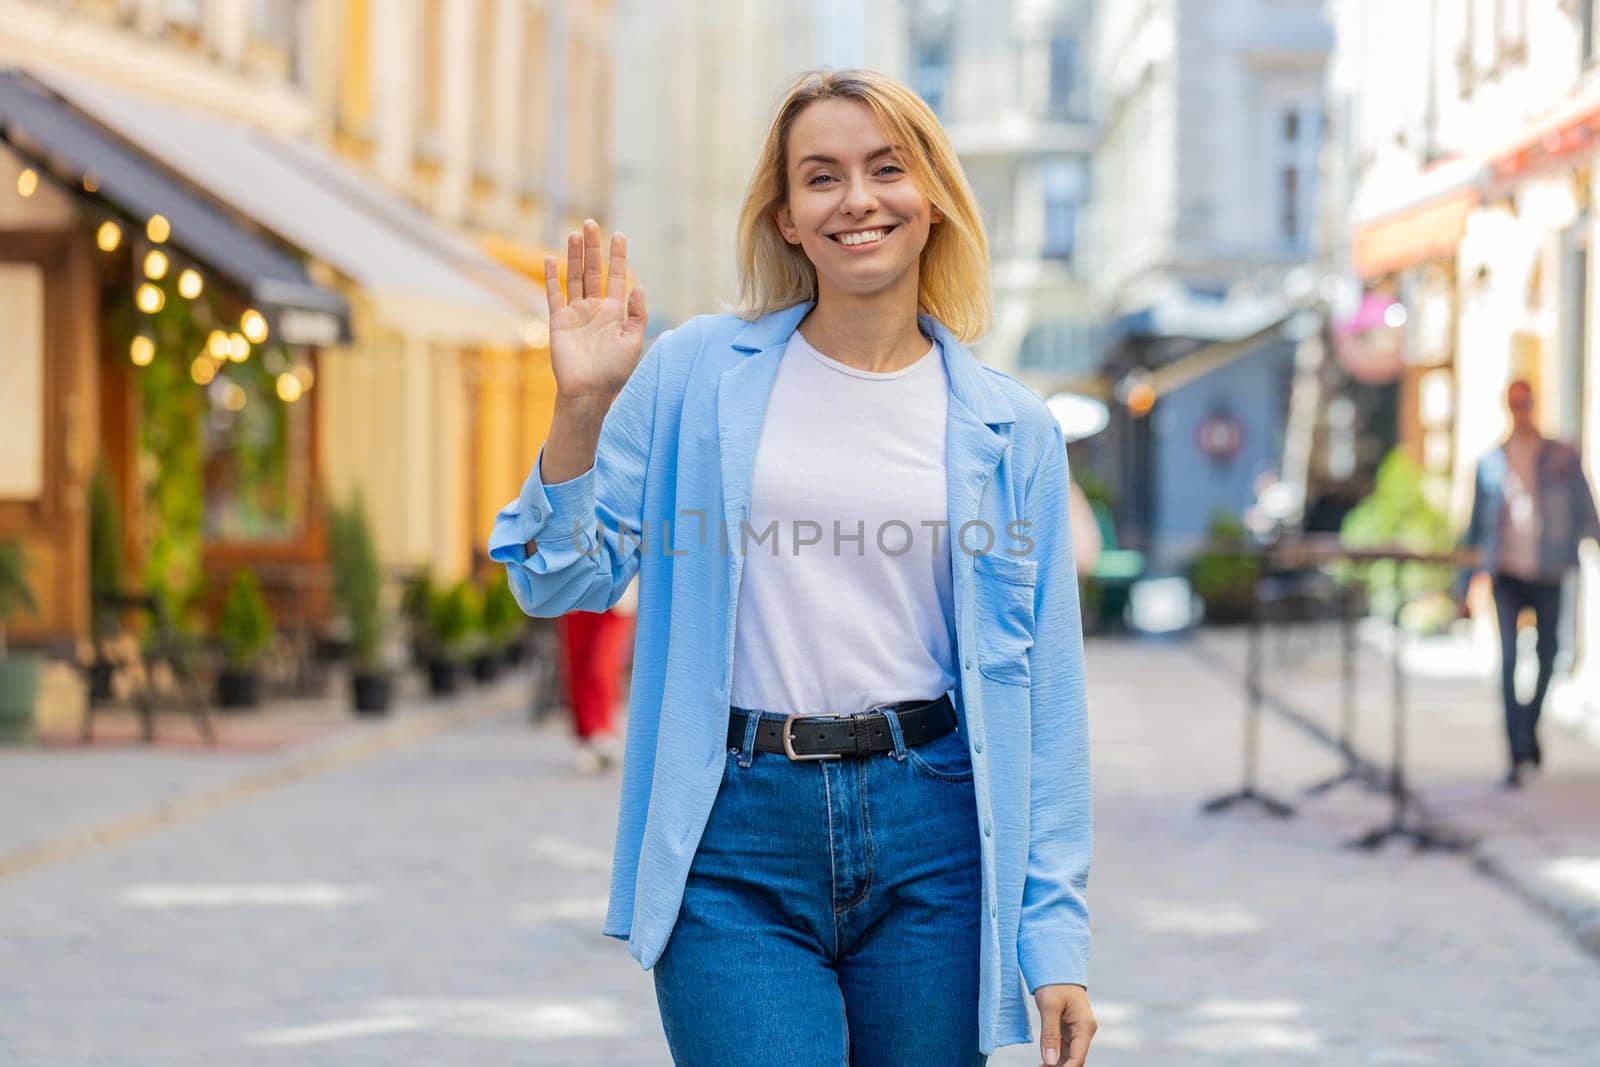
[490,69,1096,1066]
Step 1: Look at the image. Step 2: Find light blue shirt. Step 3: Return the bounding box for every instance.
[488,303,1091,1054]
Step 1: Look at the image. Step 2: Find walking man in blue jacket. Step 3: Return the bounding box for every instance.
[1461,380,1600,787]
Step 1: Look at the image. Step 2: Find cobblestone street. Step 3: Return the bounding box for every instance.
[2,637,1598,1065]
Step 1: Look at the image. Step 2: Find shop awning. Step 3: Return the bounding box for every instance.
[1490,82,1600,183]
[40,71,545,349]
[0,69,350,344]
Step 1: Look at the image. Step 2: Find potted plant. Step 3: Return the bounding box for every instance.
[481,569,525,668]
[216,568,274,708]
[1187,511,1260,625]
[400,569,435,671]
[0,541,42,744]
[329,494,392,716]
[424,580,473,696]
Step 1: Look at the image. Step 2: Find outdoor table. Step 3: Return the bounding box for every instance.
[1203,535,1481,852]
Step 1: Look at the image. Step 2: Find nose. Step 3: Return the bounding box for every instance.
[841,174,878,217]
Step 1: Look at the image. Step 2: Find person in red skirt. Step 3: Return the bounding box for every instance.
[559,575,636,773]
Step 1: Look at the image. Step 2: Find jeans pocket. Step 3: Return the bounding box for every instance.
[906,729,975,783]
[973,552,1036,686]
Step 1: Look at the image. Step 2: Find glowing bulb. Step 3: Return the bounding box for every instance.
[136,283,165,313]
[190,354,218,385]
[291,362,315,391]
[143,249,169,280]
[82,172,100,193]
[276,372,303,403]
[207,330,230,358]
[228,332,250,362]
[177,269,203,299]
[146,214,171,243]
[96,221,122,252]
[16,168,38,198]
[130,336,155,366]
[240,309,268,344]
[1127,381,1157,418]
[222,382,247,412]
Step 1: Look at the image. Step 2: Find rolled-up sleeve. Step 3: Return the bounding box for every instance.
[1016,423,1093,993]
[487,328,671,617]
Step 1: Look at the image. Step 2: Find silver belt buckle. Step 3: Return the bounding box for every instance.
[781,713,842,761]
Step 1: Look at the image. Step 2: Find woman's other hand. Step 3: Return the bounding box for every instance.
[1035,983,1096,1066]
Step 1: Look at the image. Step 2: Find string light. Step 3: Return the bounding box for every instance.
[16,168,38,198]
[136,283,165,313]
[227,332,250,362]
[291,362,315,391]
[143,249,169,280]
[275,372,303,403]
[221,382,247,411]
[96,221,122,252]
[190,354,218,385]
[146,214,170,243]
[130,336,155,366]
[240,309,269,344]
[177,269,203,299]
[82,172,100,193]
[207,330,230,358]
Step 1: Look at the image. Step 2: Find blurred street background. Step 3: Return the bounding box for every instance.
[1,1,1599,1064]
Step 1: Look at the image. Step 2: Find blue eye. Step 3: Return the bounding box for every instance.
[877,164,903,176]
[807,174,836,186]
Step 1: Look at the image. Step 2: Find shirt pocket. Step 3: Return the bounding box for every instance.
[973,552,1037,687]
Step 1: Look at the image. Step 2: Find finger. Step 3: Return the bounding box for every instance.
[607,231,627,301]
[582,219,603,300]
[543,255,564,314]
[626,284,647,337]
[566,232,582,301]
[1039,1017,1062,1066]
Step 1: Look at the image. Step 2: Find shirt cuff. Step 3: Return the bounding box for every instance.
[487,445,597,563]
[1018,919,1090,994]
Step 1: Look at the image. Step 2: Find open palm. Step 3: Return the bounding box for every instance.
[544,219,648,403]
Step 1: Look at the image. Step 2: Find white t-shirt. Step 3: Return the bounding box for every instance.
[1499,434,1543,580]
[728,328,957,717]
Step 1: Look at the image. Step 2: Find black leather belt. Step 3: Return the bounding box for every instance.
[727,693,957,761]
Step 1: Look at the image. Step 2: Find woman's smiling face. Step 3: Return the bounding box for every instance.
[776,98,943,300]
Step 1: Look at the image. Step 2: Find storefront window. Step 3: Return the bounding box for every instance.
[0,262,44,501]
[201,347,313,543]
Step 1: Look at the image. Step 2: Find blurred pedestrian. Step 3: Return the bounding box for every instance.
[1460,380,1600,787]
[558,575,635,773]
[490,69,1095,1066]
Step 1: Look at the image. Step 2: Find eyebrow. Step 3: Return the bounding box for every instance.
[795,145,900,168]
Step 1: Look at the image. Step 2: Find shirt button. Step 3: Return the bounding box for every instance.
[990,904,998,918]
[964,656,974,671]
[983,821,993,838]
[530,506,542,521]
[973,738,984,754]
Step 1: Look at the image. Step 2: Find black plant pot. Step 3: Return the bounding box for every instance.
[426,658,460,696]
[216,668,261,709]
[351,672,393,716]
[471,652,500,683]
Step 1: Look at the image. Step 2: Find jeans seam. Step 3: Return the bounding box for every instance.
[835,760,874,916]
[822,763,841,959]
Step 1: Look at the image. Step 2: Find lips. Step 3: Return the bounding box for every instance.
[828,224,898,249]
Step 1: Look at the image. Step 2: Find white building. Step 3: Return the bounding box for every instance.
[1330,0,1600,733]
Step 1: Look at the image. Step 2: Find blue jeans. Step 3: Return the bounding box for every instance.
[653,708,988,1066]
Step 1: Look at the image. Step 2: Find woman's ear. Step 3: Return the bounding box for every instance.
[930,204,944,225]
[775,206,801,245]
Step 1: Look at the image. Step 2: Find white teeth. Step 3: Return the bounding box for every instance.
[837,229,888,246]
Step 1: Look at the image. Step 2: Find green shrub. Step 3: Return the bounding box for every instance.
[479,570,522,651]
[0,540,39,659]
[218,568,274,671]
[1339,448,1456,615]
[1187,511,1259,619]
[329,493,386,672]
[427,581,479,662]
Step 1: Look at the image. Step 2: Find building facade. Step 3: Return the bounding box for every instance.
[1331,0,1600,730]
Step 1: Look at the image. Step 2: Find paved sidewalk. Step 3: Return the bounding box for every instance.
[1188,621,1600,956]
[0,669,536,879]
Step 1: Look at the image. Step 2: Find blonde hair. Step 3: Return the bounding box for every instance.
[735,68,992,342]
